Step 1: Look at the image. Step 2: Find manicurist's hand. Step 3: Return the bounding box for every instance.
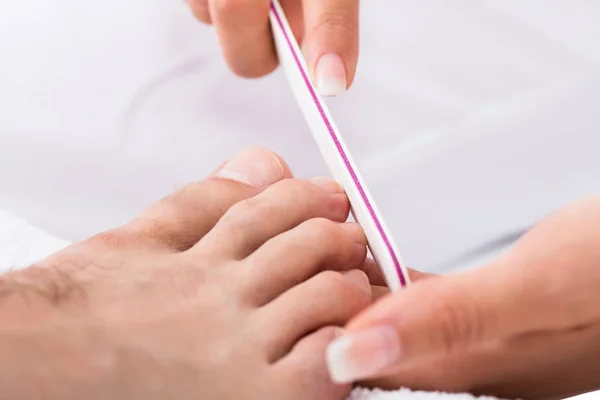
[187,0,359,96]
[328,197,600,400]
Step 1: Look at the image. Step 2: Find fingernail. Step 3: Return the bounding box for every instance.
[309,177,343,194]
[314,53,347,97]
[215,148,284,189]
[342,270,372,297]
[326,326,400,383]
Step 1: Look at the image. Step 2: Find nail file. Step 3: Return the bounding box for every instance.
[268,0,410,291]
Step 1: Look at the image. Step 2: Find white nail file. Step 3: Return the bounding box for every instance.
[269,0,410,291]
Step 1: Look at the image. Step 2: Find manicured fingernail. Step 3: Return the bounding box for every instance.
[326,326,400,383]
[314,53,347,97]
[215,148,284,189]
[342,270,372,297]
[309,177,343,194]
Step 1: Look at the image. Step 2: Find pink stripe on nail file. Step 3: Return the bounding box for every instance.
[269,1,409,289]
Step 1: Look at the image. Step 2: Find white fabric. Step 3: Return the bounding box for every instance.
[1,0,600,273]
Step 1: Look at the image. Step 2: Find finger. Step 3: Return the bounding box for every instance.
[302,0,359,96]
[362,324,600,400]
[243,221,367,305]
[324,199,600,385]
[256,269,372,362]
[362,258,436,287]
[188,0,212,24]
[275,326,352,400]
[121,147,291,252]
[280,0,305,45]
[209,0,275,78]
[194,177,350,259]
[325,263,552,383]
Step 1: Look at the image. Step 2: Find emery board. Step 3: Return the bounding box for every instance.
[269,0,410,291]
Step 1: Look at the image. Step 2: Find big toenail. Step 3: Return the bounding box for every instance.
[309,177,343,194]
[215,148,284,189]
[342,270,372,297]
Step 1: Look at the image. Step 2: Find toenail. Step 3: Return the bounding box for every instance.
[214,148,285,189]
[339,223,367,245]
[342,270,372,297]
[309,177,343,194]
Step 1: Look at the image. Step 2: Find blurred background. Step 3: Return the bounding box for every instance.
[1,0,599,277]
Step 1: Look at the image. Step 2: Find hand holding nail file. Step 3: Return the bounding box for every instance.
[268,0,410,291]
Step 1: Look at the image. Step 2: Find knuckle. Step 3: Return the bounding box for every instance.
[310,12,356,37]
[429,284,484,350]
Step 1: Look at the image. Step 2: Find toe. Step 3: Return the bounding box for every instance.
[255,269,372,362]
[274,326,352,400]
[192,177,351,259]
[122,147,291,252]
[243,220,368,305]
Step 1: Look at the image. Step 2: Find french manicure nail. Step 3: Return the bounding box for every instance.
[326,326,400,383]
[309,176,343,194]
[215,148,284,189]
[314,53,347,97]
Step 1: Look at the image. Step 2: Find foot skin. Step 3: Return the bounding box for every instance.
[8,147,372,400]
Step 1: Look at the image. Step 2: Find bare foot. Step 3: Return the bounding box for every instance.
[1,147,373,400]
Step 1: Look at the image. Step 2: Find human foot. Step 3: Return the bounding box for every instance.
[0,147,372,400]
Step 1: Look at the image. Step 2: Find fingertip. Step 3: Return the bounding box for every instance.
[302,0,359,95]
[314,53,347,97]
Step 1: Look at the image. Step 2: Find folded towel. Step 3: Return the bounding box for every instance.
[0,209,503,400]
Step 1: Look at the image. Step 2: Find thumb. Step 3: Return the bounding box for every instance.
[325,258,557,384]
[326,198,600,383]
[301,0,359,97]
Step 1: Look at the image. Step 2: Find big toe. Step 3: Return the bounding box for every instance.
[120,147,292,252]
